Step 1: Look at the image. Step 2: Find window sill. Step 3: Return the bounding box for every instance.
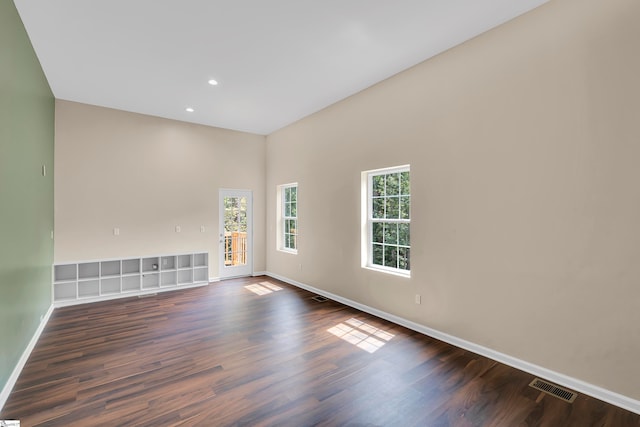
[278,248,298,255]
[362,265,410,278]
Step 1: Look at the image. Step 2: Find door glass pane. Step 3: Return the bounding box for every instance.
[224,196,247,266]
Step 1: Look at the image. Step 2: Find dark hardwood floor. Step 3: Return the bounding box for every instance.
[2,276,638,426]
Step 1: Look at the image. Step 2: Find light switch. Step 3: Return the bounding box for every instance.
[113,227,120,236]
[175,226,181,233]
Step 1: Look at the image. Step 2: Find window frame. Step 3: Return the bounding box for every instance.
[362,165,410,277]
[278,183,298,254]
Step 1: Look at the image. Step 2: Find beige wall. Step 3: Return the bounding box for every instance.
[55,100,266,276]
[266,0,640,400]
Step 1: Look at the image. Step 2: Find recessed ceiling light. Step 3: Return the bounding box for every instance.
[185,107,194,112]
[208,79,218,86]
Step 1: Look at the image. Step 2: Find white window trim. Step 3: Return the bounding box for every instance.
[277,183,298,254]
[361,165,410,277]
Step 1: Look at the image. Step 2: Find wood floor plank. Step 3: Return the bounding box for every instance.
[1,276,638,426]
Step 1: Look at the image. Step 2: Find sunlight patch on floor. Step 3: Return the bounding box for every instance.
[244,281,283,295]
[328,318,395,353]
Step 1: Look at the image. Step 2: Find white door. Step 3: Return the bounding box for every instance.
[219,189,253,278]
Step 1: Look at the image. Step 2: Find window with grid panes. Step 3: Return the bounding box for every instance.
[282,184,298,251]
[367,166,410,275]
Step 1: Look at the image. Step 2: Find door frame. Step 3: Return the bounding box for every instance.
[219,189,253,279]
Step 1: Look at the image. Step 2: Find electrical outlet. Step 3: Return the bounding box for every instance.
[200,225,205,233]
[415,294,421,304]
[175,226,181,233]
[113,227,120,236]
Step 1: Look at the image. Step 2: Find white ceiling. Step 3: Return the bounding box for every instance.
[15,0,548,135]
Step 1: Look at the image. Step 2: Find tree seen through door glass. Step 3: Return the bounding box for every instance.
[224,197,248,266]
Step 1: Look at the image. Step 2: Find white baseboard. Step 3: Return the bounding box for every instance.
[266,271,640,416]
[209,276,220,283]
[252,271,267,277]
[0,304,54,412]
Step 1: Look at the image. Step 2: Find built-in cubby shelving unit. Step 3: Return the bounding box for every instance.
[53,252,209,306]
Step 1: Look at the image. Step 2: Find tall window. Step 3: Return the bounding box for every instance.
[281,184,298,252]
[365,166,410,275]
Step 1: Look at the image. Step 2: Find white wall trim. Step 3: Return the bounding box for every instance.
[0,304,54,412]
[252,271,267,277]
[266,272,640,416]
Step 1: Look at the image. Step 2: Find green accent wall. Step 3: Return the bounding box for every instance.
[0,0,54,392]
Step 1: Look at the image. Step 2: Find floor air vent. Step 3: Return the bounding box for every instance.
[529,378,577,403]
[312,295,329,302]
